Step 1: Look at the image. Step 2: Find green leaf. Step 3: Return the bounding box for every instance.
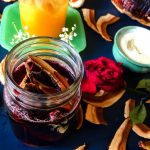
[136,79,150,92]
[129,101,147,125]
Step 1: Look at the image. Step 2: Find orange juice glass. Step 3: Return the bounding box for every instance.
[18,0,68,37]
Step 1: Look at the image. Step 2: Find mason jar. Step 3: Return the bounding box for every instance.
[3,37,83,146]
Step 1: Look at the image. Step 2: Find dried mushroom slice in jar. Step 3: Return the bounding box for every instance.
[12,55,75,94]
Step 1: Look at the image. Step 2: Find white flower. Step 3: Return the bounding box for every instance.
[59,24,77,45]
[62,27,68,32]
[59,34,64,38]
[10,22,36,46]
[73,33,77,37]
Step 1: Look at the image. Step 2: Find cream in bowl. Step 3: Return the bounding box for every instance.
[113,26,150,73]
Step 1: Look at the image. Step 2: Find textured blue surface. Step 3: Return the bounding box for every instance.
[0,1,150,150]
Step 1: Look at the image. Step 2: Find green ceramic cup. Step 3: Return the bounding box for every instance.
[113,26,150,73]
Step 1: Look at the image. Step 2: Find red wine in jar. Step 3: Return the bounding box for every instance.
[4,56,80,146]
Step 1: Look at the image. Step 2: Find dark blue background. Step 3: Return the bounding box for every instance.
[0,1,150,150]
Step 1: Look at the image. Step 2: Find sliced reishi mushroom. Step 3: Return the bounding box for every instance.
[109,118,132,150]
[81,9,98,32]
[96,13,120,41]
[111,0,150,27]
[124,99,135,118]
[132,124,150,139]
[83,88,125,108]
[146,99,150,104]
[75,144,86,150]
[139,140,150,150]
[28,55,69,91]
[81,9,120,41]
[85,104,107,125]
[69,0,85,8]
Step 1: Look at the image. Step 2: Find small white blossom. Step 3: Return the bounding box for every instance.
[69,35,73,40]
[10,22,36,46]
[59,24,77,45]
[73,33,77,37]
[59,34,64,38]
[72,27,75,31]
[62,27,68,32]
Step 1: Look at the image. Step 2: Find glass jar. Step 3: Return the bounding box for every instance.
[18,0,68,37]
[3,37,83,146]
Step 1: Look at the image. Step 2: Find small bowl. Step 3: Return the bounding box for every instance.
[113,26,150,73]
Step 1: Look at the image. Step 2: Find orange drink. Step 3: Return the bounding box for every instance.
[18,0,68,37]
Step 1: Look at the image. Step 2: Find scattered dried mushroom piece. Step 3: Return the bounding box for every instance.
[96,13,120,41]
[28,55,69,91]
[125,99,150,140]
[109,118,132,150]
[69,0,85,8]
[75,144,86,150]
[85,104,107,125]
[132,124,150,139]
[139,140,150,150]
[82,9,98,32]
[109,99,136,150]
[83,88,126,108]
[124,99,135,118]
[82,9,120,41]
[146,99,150,104]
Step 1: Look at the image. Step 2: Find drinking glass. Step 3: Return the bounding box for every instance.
[18,0,68,37]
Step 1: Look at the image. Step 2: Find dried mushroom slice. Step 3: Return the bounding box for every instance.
[81,9,120,41]
[139,140,150,150]
[124,99,150,140]
[19,75,29,89]
[24,82,44,93]
[124,99,135,118]
[24,61,58,93]
[69,0,85,8]
[132,124,150,139]
[109,118,132,150]
[111,0,150,27]
[83,88,125,108]
[146,99,150,104]
[85,104,107,125]
[82,9,98,33]
[75,144,86,150]
[96,13,120,41]
[28,55,69,91]
[95,89,108,97]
